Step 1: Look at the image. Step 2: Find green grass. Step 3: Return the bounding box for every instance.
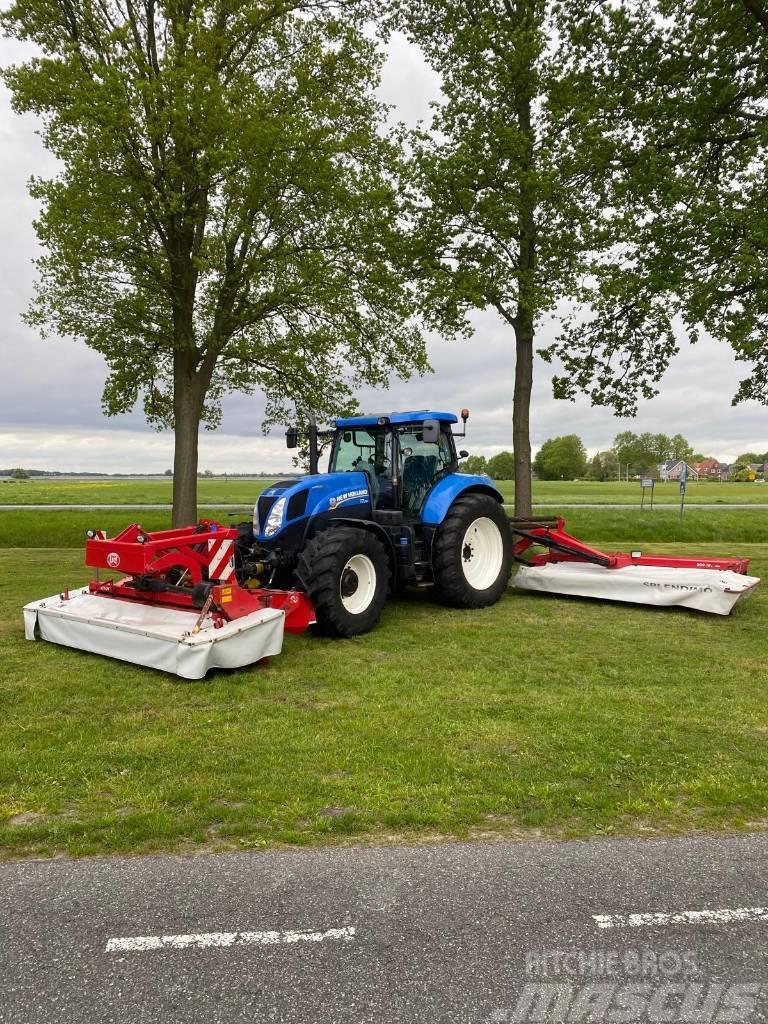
[2,476,767,506]
[1,527,767,858]
[495,479,768,505]
[553,508,768,545]
[0,476,277,505]
[1,505,765,548]
[0,508,252,547]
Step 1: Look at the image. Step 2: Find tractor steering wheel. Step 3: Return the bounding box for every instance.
[368,454,390,473]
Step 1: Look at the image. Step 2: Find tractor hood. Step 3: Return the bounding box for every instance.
[254,472,372,540]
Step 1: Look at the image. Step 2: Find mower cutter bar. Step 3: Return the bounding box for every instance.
[510,516,758,616]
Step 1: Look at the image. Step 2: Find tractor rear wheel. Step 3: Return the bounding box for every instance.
[432,493,512,608]
[297,527,390,637]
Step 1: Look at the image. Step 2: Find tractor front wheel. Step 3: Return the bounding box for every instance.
[297,527,390,637]
[432,493,512,608]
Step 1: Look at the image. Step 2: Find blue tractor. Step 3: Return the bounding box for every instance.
[242,410,512,636]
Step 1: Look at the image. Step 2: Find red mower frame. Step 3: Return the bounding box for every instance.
[84,521,315,634]
[511,516,750,575]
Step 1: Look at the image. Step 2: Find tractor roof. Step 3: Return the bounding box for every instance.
[335,410,458,428]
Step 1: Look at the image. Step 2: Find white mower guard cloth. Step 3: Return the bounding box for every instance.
[24,587,285,679]
[513,562,760,616]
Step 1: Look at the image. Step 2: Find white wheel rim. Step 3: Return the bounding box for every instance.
[460,517,504,590]
[339,553,377,614]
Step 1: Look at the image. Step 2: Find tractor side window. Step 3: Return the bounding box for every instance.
[399,426,454,515]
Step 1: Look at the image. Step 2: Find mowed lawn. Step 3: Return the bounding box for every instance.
[3,475,768,506]
[1,504,766,859]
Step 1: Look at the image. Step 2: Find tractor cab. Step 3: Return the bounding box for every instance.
[329,411,461,517]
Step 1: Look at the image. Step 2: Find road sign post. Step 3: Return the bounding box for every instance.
[640,477,655,511]
[679,463,687,518]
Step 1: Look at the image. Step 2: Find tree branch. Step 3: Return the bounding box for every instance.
[741,0,768,33]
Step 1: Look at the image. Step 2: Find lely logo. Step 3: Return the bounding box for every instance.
[107,552,121,568]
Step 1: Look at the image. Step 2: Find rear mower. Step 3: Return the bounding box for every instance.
[23,409,759,678]
[509,516,760,615]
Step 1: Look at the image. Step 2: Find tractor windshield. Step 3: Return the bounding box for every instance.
[330,427,392,474]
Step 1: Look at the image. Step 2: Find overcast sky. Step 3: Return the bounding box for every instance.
[1,32,766,474]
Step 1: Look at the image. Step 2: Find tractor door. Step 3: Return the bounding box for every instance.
[329,426,398,510]
[398,425,455,518]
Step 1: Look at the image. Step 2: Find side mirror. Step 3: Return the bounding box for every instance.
[422,419,441,444]
[459,450,469,459]
[285,426,298,449]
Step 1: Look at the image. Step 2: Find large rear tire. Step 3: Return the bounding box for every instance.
[432,493,512,608]
[297,527,390,637]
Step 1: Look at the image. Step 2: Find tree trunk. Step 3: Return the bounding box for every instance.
[172,349,203,527]
[512,26,536,520]
[513,318,534,517]
[512,171,537,516]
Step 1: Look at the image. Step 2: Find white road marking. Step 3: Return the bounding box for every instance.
[105,926,355,952]
[594,907,768,930]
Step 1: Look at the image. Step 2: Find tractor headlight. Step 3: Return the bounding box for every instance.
[263,497,286,537]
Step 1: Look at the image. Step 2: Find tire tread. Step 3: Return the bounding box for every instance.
[432,493,511,608]
[297,527,390,637]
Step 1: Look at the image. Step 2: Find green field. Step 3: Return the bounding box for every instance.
[0,476,277,506]
[521,479,768,506]
[1,503,766,859]
[0,505,765,549]
[2,476,768,506]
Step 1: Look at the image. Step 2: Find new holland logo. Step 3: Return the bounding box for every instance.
[328,488,368,510]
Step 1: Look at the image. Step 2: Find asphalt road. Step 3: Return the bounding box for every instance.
[2,833,767,1023]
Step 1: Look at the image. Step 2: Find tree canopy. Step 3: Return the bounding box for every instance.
[2,0,425,523]
[533,435,587,481]
[551,0,768,412]
[486,451,515,481]
[459,454,488,475]
[612,430,694,475]
[587,450,618,482]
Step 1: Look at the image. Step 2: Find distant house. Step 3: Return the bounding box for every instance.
[694,459,731,481]
[658,459,699,482]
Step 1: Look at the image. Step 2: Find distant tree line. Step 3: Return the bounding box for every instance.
[461,436,589,481]
[1,468,285,479]
[735,451,768,465]
[612,431,698,476]
[462,429,768,482]
[460,452,515,480]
